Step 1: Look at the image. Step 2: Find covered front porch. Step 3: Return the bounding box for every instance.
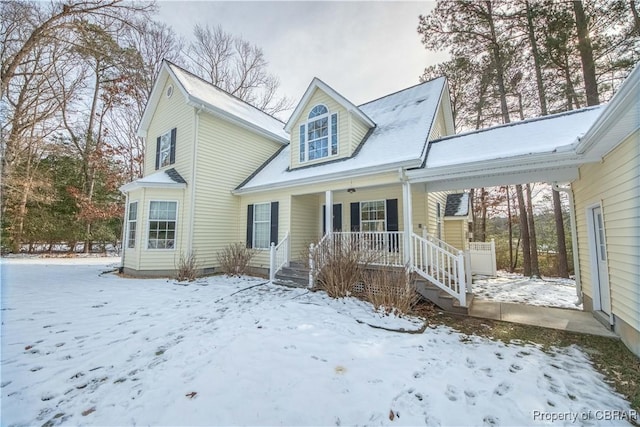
[268,179,476,308]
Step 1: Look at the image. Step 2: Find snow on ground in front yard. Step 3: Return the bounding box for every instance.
[1,258,632,426]
[472,271,583,310]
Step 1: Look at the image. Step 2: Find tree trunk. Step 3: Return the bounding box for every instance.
[573,1,600,106]
[631,0,640,35]
[486,1,511,124]
[507,186,514,272]
[553,188,570,278]
[525,184,540,278]
[525,0,548,115]
[516,184,531,276]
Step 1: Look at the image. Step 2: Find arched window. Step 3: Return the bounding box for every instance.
[299,104,338,162]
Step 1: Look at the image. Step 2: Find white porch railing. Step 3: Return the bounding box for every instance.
[308,230,468,307]
[411,232,467,307]
[269,232,289,281]
[331,231,405,266]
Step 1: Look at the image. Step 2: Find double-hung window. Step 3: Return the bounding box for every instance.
[360,200,386,232]
[252,203,271,249]
[156,128,176,169]
[148,201,177,249]
[299,105,338,162]
[127,201,138,249]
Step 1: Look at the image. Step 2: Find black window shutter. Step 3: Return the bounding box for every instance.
[386,199,399,231]
[350,202,360,232]
[246,204,254,248]
[322,205,326,235]
[169,128,177,165]
[333,204,342,232]
[155,137,161,170]
[386,199,399,252]
[270,202,279,245]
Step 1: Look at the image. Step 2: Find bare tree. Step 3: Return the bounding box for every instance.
[0,0,155,93]
[186,24,291,115]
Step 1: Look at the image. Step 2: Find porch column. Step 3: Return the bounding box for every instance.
[402,181,413,265]
[325,190,333,236]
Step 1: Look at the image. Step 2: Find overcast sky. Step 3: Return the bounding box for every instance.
[157,1,446,118]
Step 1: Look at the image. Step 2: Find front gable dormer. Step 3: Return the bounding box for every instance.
[285,79,375,169]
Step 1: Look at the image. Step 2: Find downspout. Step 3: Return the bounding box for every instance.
[552,182,582,305]
[119,191,129,273]
[187,106,203,253]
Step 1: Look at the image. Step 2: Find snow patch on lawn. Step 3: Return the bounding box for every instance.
[1,259,631,426]
[473,271,583,310]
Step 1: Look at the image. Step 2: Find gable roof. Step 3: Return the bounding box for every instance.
[284,78,375,132]
[444,193,469,217]
[138,61,288,144]
[235,77,447,193]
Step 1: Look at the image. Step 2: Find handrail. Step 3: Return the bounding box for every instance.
[269,232,289,281]
[423,232,460,255]
[411,232,467,307]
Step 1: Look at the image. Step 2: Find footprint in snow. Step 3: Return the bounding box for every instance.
[508,364,522,373]
[480,367,493,378]
[494,352,504,360]
[483,415,500,426]
[445,385,458,401]
[464,390,477,406]
[493,382,511,396]
[465,357,476,368]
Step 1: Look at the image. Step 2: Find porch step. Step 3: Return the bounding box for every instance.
[273,265,309,288]
[414,279,474,315]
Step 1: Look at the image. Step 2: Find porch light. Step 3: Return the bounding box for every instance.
[347,188,356,193]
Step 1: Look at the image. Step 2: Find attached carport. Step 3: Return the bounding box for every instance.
[406,105,605,304]
[407,106,603,192]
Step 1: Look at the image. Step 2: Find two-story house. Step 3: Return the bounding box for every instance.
[120,60,639,357]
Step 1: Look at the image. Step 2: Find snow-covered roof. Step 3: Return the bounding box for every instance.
[425,106,604,169]
[236,77,447,192]
[166,62,288,144]
[444,193,469,217]
[119,168,187,193]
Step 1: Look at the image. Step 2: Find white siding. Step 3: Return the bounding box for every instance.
[573,131,639,330]
[191,112,283,267]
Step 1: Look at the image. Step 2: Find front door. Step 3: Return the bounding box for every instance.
[323,204,342,234]
[591,206,611,315]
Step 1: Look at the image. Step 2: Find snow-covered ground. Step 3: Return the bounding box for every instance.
[1,258,634,426]
[472,272,583,310]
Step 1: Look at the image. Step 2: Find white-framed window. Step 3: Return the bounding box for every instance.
[147,201,177,249]
[253,202,271,249]
[127,201,138,249]
[299,104,338,162]
[159,130,172,168]
[360,200,386,232]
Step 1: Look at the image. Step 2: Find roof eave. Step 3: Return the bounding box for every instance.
[575,64,640,156]
[407,151,584,183]
[186,96,288,145]
[119,180,187,194]
[233,158,422,195]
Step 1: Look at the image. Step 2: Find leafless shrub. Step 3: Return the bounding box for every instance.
[176,252,198,282]
[216,243,256,277]
[312,237,379,297]
[359,267,420,315]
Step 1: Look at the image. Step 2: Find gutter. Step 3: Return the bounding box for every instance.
[552,182,582,305]
[187,106,202,253]
[407,150,583,182]
[232,158,423,195]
